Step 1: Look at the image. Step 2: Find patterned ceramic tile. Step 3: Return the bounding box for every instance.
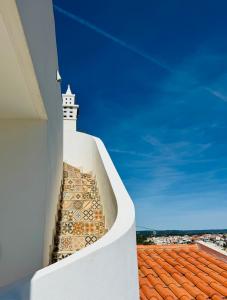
[64,178,83,186]
[81,173,92,179]
[62,201,74,210]
[82,192,96,200]
[62,192,74,201]
[82,185,96,193]
[64,170,81,179]
[71,236,85,250]
[68,185,84,192]
[73,200,83,210]
[83,209,94,221]
[63,170,68,178]
[97,221,107,236]
[64,184,82,191]
[62,210,74,222]
[73,210,83,221]
[73,222,86,235]
[91,199,101,209]
[85,235,98,246]
[63,192,83,201]
[83,222,97,235]
[82,200,92,210]
[58,236,73,251]
[62,200,91,211]
[94,209,104,221]
[52,163,108,263]
[60,222,74,235]
[82,178,96,186]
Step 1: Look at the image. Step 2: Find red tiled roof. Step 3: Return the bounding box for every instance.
[137,244,227,300]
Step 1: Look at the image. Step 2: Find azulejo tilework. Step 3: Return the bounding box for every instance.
[52,162,108,263]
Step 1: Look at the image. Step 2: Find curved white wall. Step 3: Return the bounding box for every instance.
[0,131,139,300]
[32,131,139,300]
[63,127,117,229]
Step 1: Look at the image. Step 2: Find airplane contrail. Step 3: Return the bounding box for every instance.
[54,5,172,72]
[54,6,227,104]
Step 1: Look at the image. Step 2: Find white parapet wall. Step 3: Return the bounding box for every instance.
[0,131,139,300]
[63,125,117,228]
[197,241,227,262]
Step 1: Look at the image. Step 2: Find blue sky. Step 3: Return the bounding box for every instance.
[53,0,227,230]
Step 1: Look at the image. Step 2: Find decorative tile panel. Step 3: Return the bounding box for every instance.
[52,163,108,263]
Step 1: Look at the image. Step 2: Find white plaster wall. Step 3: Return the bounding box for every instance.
[31,225,138,300]
[30,132,139,300]
[15,0,63,266]
[0,1,47,119]
[0,0,63,287]
[0,132,139,300]
[0,121,47,286]
[63,120,76,133]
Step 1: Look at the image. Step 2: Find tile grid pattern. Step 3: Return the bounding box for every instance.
[138,244,227,300]
[52,163,107,262]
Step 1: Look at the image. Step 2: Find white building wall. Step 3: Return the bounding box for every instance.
[32,225,138,300]
[0,120,48,286]
[63,120,76,132]
[0,132,139,300]
[0,0,139,297]
[15,0,64,267]
[30,131,139,300]
[0,0,63,286]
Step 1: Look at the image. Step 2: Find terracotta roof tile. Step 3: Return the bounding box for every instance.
[138,244,227,300]
[140,289,149,300]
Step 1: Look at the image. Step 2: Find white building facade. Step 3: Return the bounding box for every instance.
[0,1,139,299]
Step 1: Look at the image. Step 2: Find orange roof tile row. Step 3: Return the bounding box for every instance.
[137,244,227,300]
